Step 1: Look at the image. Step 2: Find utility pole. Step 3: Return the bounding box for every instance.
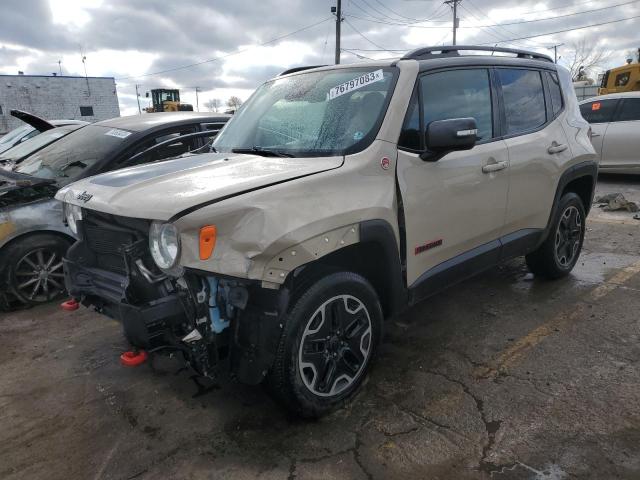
[195,87,201,112]
[444,0,460,45]
[332,1,342,64]
[548,44,564,64]
[135,84,142,114]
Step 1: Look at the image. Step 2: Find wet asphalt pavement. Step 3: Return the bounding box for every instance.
[1,175,639,480]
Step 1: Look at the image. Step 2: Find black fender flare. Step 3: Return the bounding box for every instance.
[539,160,598,246]
[359,219,407,317]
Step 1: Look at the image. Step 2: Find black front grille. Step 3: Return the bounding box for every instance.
[82,212,149,275]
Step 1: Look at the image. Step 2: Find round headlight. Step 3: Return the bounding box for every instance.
[63,195,83,235]
[149,221,181,270]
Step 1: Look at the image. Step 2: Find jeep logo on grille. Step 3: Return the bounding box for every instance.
[77,191,93,203]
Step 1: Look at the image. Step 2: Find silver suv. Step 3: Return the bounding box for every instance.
[58,46,597,417]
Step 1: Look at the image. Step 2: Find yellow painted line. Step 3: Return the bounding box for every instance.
[475,260,640,380]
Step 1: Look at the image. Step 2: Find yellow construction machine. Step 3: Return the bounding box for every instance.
[145,89,194,113]
[599,49,640,95]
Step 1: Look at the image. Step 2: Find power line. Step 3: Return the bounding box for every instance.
[368,0,446,23]
[345,12,640,53]
[116,17,332,80]
[478,13,640,44]
[517,0,625,17]
[465,0,640,28]
[462,0,546,50]
[343,17,390,51]
[358,0,406,22]
[344,0,640,29]
[347,0,449,24]
[344,12,450,27]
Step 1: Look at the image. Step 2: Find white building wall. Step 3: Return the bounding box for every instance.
[0,75,120,134]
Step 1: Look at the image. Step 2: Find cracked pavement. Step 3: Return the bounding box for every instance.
[1,175,639,480]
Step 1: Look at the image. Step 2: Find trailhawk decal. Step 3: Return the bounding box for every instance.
[415,239,443,255]
[327,69,384,101]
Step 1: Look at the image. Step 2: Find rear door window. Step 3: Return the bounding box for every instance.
[497,69,546,135]
[615,98,640,122]
[579,99,618,123]
[124,126,199,166]
[420,69,493,142]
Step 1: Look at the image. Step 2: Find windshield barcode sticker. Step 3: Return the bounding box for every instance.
[328,69,384,100]
[105,128,132,139]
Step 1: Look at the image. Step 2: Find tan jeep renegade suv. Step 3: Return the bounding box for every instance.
[58,46,597,417]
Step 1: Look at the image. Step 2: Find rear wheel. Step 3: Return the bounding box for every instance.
[267,271,383,418]
[3,234,71,306]
[526,192,586,279]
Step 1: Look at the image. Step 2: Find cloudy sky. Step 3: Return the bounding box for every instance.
[1,0,639,115]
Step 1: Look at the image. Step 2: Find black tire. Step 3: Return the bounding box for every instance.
[2,233,71,306]
[267,271,383,418]
[526,192,586,279]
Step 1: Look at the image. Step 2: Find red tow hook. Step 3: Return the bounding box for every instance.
[60,299,80,311]
[120,350,148,367]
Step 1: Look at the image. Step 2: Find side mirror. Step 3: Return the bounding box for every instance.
[420,117,478,161]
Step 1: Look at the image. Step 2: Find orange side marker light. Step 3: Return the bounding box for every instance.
[199,225,217,260]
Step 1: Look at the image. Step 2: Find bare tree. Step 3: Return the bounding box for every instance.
[203,98,221,112]
[562,39,612,82]
[226,96,243,109]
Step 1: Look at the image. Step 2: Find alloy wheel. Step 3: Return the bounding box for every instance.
[298,294,372,397]
[554,205,582,268]
[14,248,65,303]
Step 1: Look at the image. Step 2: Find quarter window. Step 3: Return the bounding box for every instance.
[498,69,546,135]
[398,90,421,150]
[420,69,493,142]
[579,99,618,123]
[615,98,640,122]
[546,71,564,117]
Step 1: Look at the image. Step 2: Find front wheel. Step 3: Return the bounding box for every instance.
[267,271,383,418]
[526,192,586,279]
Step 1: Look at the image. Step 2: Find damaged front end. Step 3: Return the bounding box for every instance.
[64,210,287,384]
[0,174,64,310]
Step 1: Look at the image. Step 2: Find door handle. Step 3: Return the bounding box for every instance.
[482,161,507,173]
[547,143,568,154]
[590,133,601,138]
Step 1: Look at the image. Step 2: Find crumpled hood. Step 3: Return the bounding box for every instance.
[56,152,343,220]
[0,170,58,208]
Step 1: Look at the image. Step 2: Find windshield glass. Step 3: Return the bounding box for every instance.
[213,67,397,157]
[0,125,34,145]
[0,125,82,162]
[15,124,132,186]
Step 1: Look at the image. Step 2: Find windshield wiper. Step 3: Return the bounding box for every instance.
[231,146,293,157]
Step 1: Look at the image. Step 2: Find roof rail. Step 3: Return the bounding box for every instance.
[401,45,553,63]
[279,65,327,76]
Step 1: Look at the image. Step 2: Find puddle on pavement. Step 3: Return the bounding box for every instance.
[509,252,639,295]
